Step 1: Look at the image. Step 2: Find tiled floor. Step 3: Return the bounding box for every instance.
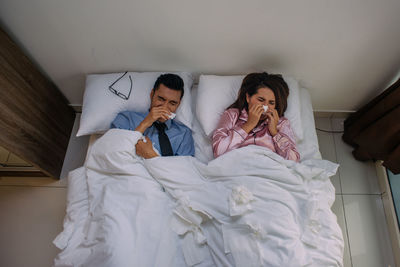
[316,117,395,267]
[0,115,396,267]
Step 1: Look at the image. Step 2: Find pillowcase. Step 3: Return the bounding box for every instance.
[195,74,304,141]
[296,88,322,160]
[77,72,194,136]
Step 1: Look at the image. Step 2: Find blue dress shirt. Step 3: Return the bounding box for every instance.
[111,111,195,156]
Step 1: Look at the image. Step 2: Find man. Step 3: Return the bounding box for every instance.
[111,73,194,159]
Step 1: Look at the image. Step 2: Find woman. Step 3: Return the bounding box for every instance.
[212,72,300,162]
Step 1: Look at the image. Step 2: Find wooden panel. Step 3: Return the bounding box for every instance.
[0,27,75,178]
[343,78,400,174]
[343,78,400,145]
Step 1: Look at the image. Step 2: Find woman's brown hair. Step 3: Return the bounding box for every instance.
[228,72,289,117]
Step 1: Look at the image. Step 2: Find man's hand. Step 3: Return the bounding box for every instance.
[136,136,158,159]
[135,106,171,133]
[147,106,171,123]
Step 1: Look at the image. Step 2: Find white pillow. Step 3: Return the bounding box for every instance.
[196,74,304,141]
[77,72,194,136]
[296,88,322,160]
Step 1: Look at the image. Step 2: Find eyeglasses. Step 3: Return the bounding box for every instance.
[108,72,132,100]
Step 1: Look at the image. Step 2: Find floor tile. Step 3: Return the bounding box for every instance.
[331,195,352,267]
[60,114,90,179]
[343,195,395,267]
[0,186,66,267]
[333,133,380,195]
[315,117,341,194]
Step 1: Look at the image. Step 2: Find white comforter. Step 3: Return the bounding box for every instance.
[54,129,344,267]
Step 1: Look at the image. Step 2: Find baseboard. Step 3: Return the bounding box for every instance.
[313,110,355,118]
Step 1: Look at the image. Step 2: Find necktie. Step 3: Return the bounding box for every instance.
[154,122,173,156]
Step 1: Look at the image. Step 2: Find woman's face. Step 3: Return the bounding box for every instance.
[246,87,276,119]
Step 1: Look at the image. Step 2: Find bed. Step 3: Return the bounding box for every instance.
[53,72,344,267]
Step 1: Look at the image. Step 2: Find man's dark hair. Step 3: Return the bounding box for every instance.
[153,74,184,99]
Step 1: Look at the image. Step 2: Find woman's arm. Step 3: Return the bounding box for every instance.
[272,118,300,162]
[212,109,248,158]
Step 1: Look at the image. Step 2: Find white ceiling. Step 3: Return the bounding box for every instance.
[1,0,400,111]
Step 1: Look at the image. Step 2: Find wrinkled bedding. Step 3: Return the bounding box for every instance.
[54,129,344,267]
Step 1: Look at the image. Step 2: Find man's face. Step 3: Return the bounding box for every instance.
[150,84,182,121]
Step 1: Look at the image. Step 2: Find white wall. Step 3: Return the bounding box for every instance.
[1,0,400,111]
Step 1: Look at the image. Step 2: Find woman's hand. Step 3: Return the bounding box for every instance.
[242,103,263,134]
[266,108,279,136]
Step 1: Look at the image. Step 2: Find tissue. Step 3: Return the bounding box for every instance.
[169,113,176,119]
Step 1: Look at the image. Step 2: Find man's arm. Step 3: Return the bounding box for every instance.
[134,115,159,159]
[135,117,152,133]
[136,137,159,159]
[135,106,172,158]
[135,106,170,133]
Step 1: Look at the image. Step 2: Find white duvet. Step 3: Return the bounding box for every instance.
[54,129,344,267]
